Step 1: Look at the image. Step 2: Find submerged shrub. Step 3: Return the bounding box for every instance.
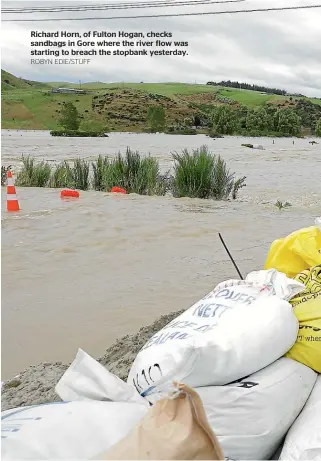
[211,155,234,200]
[172,146,215,199]
[50,130,107,137]
[16,156,51,187]
[12,147,247,200]
[50,159,90,190]
[49,161,74,188]
[72,159,90,191]
[92,155,109,191]
[275,200,292,210]
[172,145,246,200]
[232,176,247,199]
[91,148,167,196]
[1,165,11,186]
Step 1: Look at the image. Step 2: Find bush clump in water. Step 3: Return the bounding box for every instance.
[49,161,74,189]
[171,145,246,200]
[1,165,11,186]
[13,147,246,200]
[91,148,167,195]
[49,159,90,190]
[275,200,292,210]
[16,156,52,187]
[50,130,107,137]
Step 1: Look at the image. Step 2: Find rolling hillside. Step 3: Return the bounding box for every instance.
[1,70,321,132]
[1,70,51,91]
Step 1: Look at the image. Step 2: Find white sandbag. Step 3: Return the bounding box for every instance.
[147,358,316,461]
[1,400,148,460]
[55,348,148,406]
[128,270,302,394]
[280,375,321,460]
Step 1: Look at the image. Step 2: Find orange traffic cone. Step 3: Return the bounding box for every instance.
[7,170,20,212]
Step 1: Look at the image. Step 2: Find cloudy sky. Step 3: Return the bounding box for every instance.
[1,0,321,97]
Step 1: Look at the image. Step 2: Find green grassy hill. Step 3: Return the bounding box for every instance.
[1,69,51,91]
[1,69,321,132]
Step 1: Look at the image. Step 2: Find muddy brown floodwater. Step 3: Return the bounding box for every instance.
[1,130,321,381]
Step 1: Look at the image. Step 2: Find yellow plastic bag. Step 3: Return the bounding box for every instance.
[264,226,321,278]
[285,265,321,373]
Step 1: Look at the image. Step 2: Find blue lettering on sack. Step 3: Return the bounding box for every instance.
[192,302,229,318]
[142,331,189,350]
[213,289,256,305]
[1,402,70,438]
[132,363,163,393]
[162,320,198,331]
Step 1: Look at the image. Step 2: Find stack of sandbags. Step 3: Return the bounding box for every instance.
[265,224,321,278]
[285,264,321,373]
[196,359,317,460]
[146,358,317,460]
[1,401,149,460]
[127,269,303,395]
[1,350,226,461]
[1,350,150,460]
[280,375,321,460]
[265,224,321,374]
[4,347,315,461]
[94,383,225,460]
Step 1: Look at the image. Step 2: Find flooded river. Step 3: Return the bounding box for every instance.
[1,130,321,379]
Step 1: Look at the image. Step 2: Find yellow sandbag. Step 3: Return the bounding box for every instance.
[291,264,321,305]
[285,265,321,373]
[264,226,321,278]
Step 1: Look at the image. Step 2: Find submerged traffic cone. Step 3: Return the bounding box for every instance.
[111,186,127,194]
[7,170,20,212]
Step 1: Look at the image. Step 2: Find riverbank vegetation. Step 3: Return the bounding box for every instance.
[2,70,321,136]
[12,147,246,200]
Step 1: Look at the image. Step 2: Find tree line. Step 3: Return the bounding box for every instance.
[210,105,321,137]
[55,99,321,138]
[147,103,321,137]
[206,80,286,96]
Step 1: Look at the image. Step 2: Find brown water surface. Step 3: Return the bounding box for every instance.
[1,130,320,379]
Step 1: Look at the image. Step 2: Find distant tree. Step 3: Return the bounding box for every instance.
[148,105,166,132]
[194,114,201,127]
[205,80,286,95]
[295,99,321,132]
[211,105,239,135]
[274,108,301,136]
[59,102,80,130]
[316,118,321,136]
[246,107,273,133]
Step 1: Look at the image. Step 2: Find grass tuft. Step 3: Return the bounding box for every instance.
[72,159,90,190]
[171,145,246,200]
[1,165,11,186]
[91,148,167,195]
[16,155,51,187]
[275,200,292,210]
[50,160,89,190]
